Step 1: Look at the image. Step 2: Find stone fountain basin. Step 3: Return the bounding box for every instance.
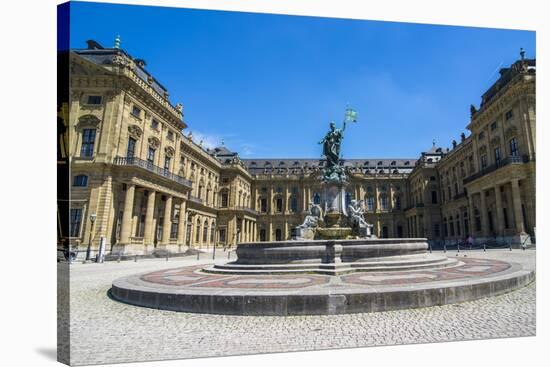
[235,238,429,265]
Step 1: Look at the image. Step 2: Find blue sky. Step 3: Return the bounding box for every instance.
[68,1,535,159]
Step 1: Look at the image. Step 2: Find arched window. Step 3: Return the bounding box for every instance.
[73,174,88,187]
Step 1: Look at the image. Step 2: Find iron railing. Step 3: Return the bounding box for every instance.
[463,155,530,185]
[114,156,193,187]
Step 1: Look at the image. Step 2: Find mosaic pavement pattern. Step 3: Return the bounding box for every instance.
[138,257,512,290]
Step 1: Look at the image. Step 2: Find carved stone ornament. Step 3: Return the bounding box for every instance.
[128,124,143,139]
[479,145,487,154]
[71,90,83,101]
[505,126,518,139]
[148,136,160,149]
[164,146,175,158]
[78,114,101,127]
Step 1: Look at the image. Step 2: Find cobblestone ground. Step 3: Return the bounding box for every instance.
[64,249,536,366]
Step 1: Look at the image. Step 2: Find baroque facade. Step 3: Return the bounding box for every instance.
[61,40,536,258]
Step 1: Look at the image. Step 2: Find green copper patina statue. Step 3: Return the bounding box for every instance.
[319,107,357,183]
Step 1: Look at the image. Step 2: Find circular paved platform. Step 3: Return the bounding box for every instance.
[111,256,534,316]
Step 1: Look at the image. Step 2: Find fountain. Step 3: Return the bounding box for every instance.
[207,110,451,275]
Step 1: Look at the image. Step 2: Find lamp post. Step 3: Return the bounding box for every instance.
[85,213,97,261]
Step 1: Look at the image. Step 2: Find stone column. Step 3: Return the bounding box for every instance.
[161,195,173,245]
[511,179,526,234]
[253,222,257,242]
[177,199,187,246]
[143,190,156,246]
[479,189,489,237]
[374,184,379,213]
[468,194,476,236]
[119,184,136,245]
[494,185,505,236]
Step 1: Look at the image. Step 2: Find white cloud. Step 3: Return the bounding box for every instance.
[189,131,221,149]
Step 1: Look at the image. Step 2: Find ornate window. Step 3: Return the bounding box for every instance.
[147,147,155,165]
[127,137,136,158]
[80,128,96,157]
[73,174,88,187]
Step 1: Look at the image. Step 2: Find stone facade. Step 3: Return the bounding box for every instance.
[62,41,536,257]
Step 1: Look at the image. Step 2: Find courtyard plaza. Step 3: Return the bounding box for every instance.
[62,248,535,366]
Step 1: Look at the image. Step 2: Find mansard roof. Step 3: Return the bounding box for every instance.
[72,41,169,98]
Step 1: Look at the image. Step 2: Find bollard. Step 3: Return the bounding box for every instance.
[134,254,137,262]
[228,251,231,260]
[197,251,200,260]
[166,253,169,261]
[429,243,432,253]
[483,243,486,252]
[510,242,513,251]
[443,244,446,253]
[117,253,121,263]
[457,243,460,253]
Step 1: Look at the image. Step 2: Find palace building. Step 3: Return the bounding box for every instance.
[60,39,536,258]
